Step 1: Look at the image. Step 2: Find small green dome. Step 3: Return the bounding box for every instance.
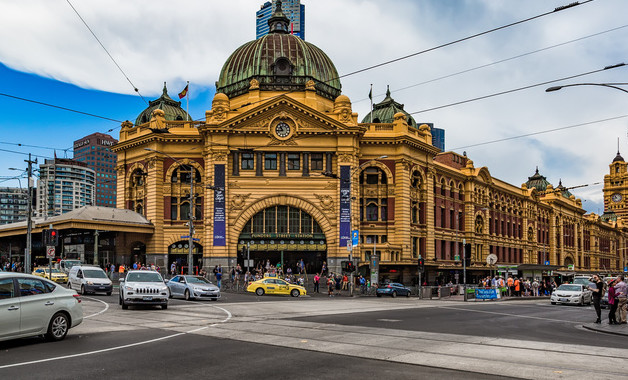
[215,1,341,100]
[135,83,190,126]
[525,167,551,192]
[361,86,417,128]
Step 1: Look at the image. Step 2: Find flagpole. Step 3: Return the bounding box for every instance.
[186,81,190,122]
[369,84,373,123]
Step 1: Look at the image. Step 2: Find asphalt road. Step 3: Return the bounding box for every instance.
[1,289,626,379]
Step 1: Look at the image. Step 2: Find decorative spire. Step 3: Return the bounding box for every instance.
[386,85,391,98]
[535,166,539,175]
[268,0,290,34]
[163,82,168,95]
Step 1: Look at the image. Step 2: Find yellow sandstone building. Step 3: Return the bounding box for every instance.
[112,3,627,284]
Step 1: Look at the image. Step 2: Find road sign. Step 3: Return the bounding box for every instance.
[351,230,359,247]
[624,266,627,273]
[46,246,55,259]
[347,244,352,252]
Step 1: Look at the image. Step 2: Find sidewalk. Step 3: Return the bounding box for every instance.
[582,321,628,336]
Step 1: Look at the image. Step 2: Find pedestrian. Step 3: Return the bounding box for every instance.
[170,261,176,275]
[314,273,320,293]
[359,275,366,294]
[342,273,348,290]
[532,278,539,297]
[215,267,223,289]
[607,278,618,325]
[588,274,604,323]
[335,273,342,295]
[327,275,334,297]
[507,276,514,297]
[614,275,627,324]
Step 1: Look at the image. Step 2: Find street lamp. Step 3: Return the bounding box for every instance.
[546,83,628,94]
[321,154,387,296]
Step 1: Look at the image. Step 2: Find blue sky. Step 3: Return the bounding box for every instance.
[1,0,628,215]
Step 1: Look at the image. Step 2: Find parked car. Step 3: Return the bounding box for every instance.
[59,259,83,274]
[68,265,112,295]
[550,284,592,306]
[0,272,83,342]
[246,275,306,297]
[166,275,220,301]
[32,267,69,284]
[119,270,168,310]
[376,283,412,298]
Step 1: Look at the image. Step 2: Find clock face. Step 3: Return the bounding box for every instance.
[612,193,622,203]
[275,122,291,138]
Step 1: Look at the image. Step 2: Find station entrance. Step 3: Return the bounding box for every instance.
[237,205,327,275]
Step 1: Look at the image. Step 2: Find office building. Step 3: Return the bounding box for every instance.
[36,158,95,217]
[73,133,117,207]
[0,187,32,225]
[256,0,305,40]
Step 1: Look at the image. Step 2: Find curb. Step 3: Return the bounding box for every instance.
[582,323,628,337]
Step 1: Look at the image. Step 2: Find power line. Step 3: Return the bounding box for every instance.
[450,114,628,151]
[408,63,626,115]
[355,23,628,104]
[0,141,70,152]
[66,0,148,104]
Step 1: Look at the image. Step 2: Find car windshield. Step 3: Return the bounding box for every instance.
[44,268,63,274]
[84,269,108,279]
[64,261,82,269]
[186,276,211,284]
[557,284,581,292]
[572,278,590,285]
[126,272,163,282]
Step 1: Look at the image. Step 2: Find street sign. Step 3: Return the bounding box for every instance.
[624,266,627,273]
[347,244,352,252]
[351,230,359,247]
[46,246,55,259]
[544,260,550,266]
[486,253,498,266]
[180,236,200,242]
[567,264,574,271]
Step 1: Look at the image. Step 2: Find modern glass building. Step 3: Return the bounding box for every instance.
[73,133,118,207]
[432,127,445,151]
[256,0,305,40]
[36,159,96,217]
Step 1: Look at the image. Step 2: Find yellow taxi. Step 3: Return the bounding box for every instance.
[246,274,307,297]
[32,267,69,284]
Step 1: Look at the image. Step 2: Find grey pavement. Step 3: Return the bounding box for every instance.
[583,321,628,336]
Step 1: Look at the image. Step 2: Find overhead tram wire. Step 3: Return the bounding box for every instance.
[66,0,148,104]
[0,141,71,152]
[450,113,628,151]
[407,62,627,115]
[353,23,628,104]
[226,0,595,113]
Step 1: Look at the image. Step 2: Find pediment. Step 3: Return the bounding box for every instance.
[205,95,364,138]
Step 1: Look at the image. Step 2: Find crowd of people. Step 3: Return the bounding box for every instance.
[474,275,556,297]
[2,261,24,272]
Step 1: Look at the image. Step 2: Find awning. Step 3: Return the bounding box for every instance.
[554,271,576,276]
[517,264,562,271]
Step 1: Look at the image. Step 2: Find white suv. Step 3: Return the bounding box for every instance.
[68,265,113,296]
[119,270,168,310]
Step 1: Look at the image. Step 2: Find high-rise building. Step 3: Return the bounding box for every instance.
[36,158,96,217]
[0,187,32,225]
[431,127,445,151]
[256,0,305,40]
[73,133,118,207]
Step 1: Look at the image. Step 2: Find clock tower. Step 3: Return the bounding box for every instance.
[603,150,628,221]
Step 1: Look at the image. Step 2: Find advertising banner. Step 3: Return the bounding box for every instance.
[339,166,351,247]
[213,164,226,246]
[475,288,499,300]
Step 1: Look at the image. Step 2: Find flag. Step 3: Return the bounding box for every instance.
[178,84,189,99]
[368,87,372,100]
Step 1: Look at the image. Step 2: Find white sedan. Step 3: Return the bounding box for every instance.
[0,272,83,342]
[550,284,592,306]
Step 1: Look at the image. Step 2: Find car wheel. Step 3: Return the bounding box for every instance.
[121,297,128,310]
[391,291,397,298]
[376,293,382,297]
[184,289,191,301]
[80,285,85,295]
[255,288,265,296]
[45,312,69,341]
[211,298,217,301]
[291,289,300,297]
[551,302,556,305]
[579,296,584,306]
[161,304,168,310]
[106,292,112,296]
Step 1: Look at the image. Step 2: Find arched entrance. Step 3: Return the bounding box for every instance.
[237,205,327,275]
[168,241,203,275]
[130,242,146,266]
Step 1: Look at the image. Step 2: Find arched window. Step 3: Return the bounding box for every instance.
[475,215,483,234]
[360,167,387,185]
[131,169,145,187]
[241,206,322,235]
[458,184,464,201]
[171,165,201,184]
[440,179,446,196]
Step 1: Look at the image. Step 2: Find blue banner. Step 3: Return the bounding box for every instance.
[213,164,226,246]
[475,288,498,300]
[339,166,351,247]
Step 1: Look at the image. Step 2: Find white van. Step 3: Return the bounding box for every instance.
[68,265,113,295]
[59,259,83,274]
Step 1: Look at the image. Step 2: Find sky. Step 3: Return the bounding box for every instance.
[0,0,627,215]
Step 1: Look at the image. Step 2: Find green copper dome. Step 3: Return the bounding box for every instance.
[361,86,417,128]
[135,83,190,126]
[525,167,551,192]
[215,1,341,100]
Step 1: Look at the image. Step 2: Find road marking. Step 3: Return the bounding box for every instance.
[82,296,109,319]
[0,305,232,369]
[376,319,401,322]
[437,305,579,323]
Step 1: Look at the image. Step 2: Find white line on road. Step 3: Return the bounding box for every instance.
[0,305,232,370]
[438,305,580,323]
[82,296,109,319]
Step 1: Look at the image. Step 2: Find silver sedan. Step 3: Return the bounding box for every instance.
[166,275,221,301]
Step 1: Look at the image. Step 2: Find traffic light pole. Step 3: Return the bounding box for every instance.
[463,238,467,301]
[25,153,36,273]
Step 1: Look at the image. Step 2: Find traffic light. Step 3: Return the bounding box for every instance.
[42,229,49,245]
[43,229,59,246]
[418,257,425,272]
[464,243,472,266]
[346,261,355,273]
[341,260,355,273]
